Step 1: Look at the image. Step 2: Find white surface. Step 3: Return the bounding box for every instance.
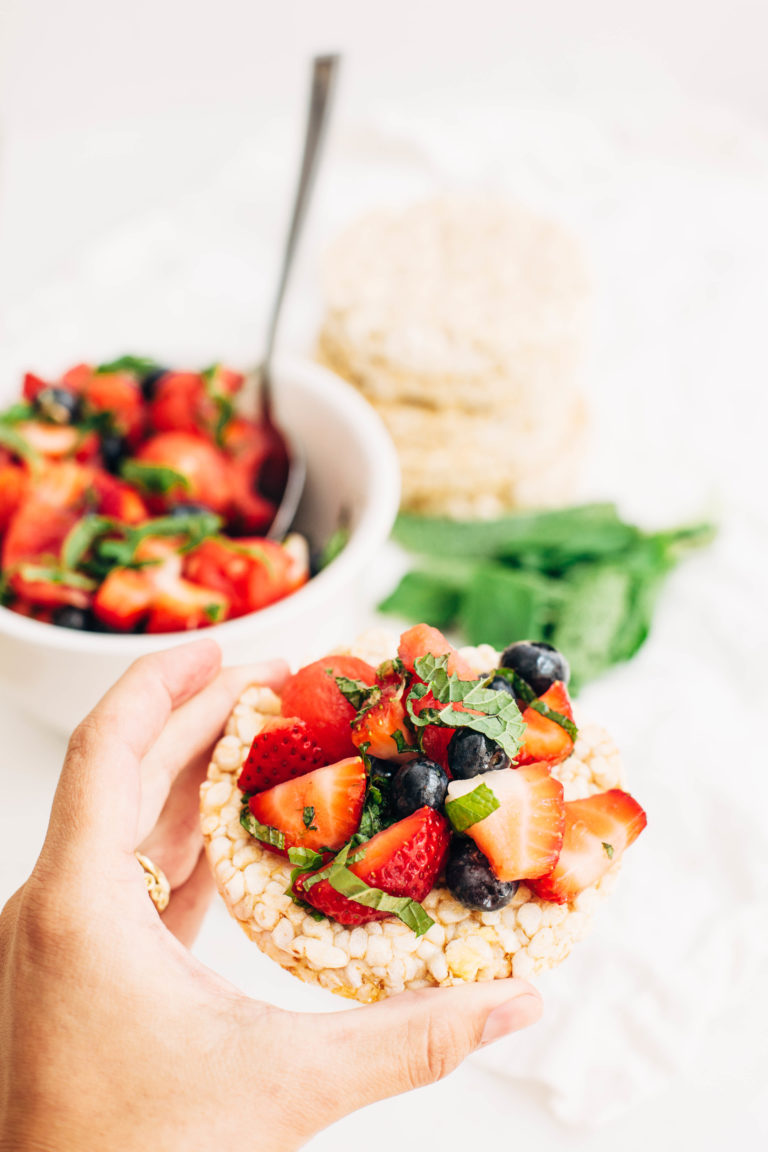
[2,4,768,1148]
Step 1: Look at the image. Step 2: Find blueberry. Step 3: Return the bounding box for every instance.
[500,641,570,695]
[390,758,448,818]
[488,674,516,697]
[446,838,518,911]
[100,433,127,474]
[139,367,168,402]
[52,606,98,631]
[35,387,81,425]
[447,729,510,779]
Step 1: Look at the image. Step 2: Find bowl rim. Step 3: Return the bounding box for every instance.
[0,354,400,653]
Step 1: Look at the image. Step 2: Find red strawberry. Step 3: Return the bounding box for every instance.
[247,756,367,854]
[145,579,229,632]
[397,622,476,681]
[517,681,576,767]
[184,536,306,617]
[529,790,647,904]
[93,567,156,630]
[0,464,28,535]
[448,764,565,881]
[238,717,327,792]
[133,432,232,514]
[351,684,418,762]
[280,655,377,763]
[294,807,450,926]
[62,364,144,443]
[89,470,148,524]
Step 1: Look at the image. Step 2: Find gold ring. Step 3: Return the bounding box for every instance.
[135,852,171,912]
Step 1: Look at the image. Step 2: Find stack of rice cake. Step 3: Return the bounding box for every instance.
[317,198,589,518]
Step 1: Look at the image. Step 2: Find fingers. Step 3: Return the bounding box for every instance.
[136,659,288,845]
[46,640,223,863]
[306,979,541,1117]
[159,850,216,948]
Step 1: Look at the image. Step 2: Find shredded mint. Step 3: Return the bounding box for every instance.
[61,515,120,570]
[488,666,536,705]
[335,675,376,711]
[16,564,96,591]
[316,523,350,570]
[302,806,317,831]
[287,847,324,870]
[445,781,501,833]
[326,865,434,936]
[0,423,41,465]
[527,699,578,741]
[406,654,525,761]
[203,602,224,623]
[602,841,615,859]
[391,728,414,755]
[240,808,285,850]
[0,401,35,425]
[120,460,191,496]
[96,355,161,377]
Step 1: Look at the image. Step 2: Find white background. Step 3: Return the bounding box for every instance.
[1,4,768,1151]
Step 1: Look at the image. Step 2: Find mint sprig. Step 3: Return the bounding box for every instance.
[240,808,285,850]
[406,654,525,761]
[335,675,377,711]
[120,460,190,496]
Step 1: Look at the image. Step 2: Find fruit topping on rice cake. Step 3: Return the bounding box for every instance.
[201,624,646,1003]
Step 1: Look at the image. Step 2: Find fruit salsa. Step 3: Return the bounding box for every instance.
[0,357,308,632]
[201,624,647,1000]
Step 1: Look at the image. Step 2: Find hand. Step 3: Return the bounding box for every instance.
[0,641,542,1152]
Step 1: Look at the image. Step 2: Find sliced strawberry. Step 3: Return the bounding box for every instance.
[133,432,232,513]
[294,807,450,926]
[247,756,367,854]
[13,422,81,460]
[22,372,58,403]
[89,470,148,524]
[351,684,418,762]
[238,717,327,792]
[517,681,576,767]
[145,579,229,633]
[92,567,155,630]
[448,764,565,881]
[184,536,306,618]
[280,655,377,764]
[398,623,476,680]
[62,365,144,442]
[0,464,28,535]
[9,567,92,610]
[529,790,647,904]
[149,367,243,440]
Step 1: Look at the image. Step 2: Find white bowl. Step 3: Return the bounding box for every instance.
[0,356,400,733]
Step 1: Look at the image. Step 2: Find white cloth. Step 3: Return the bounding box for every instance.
[1,90,767,1135]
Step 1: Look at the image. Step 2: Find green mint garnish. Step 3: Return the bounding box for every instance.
[302,806,317,831]
[445,781,500,833]
[602,841,614,859]
[406,653,525,761]
[335,675,376,711]
[203,602,224,623]
[16,564,97,592]
[120,460,191,496]
[96,355,162,378]
[240,808,285,850]
[527,699,578,741]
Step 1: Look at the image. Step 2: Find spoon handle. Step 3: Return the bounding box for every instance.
[260,53,341,417]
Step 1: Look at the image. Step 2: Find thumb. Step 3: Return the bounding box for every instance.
[315,978,541,1115]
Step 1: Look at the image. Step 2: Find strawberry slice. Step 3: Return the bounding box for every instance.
[184,536,307,617]
[294,807,450,926]
[517,681,576,767]
[132,432,232,514]
[238,717,327,792]
[529,790,647,904]
[145,580,229,632]
[0,464,28,535]
[247,756,367,854]
[93,567,156,630]
[397,623,476,680]
[280,655,377,763]
[447,764,565,881]
[62,364,144,443]
[89,470,148,524]
[351,684,418,762]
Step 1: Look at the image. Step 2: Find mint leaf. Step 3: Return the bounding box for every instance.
[240,808,285,850]
[96,355,161,378]
[407,654,525,761]
[602,841,614,859]
[16,564,97,591]
[287,847,325,871]
[61,515,120,571]
[203,602,224,623]
[379,568,465,630]
[445,781,500,833]
[326,864,434,936]
[488,666,535,705]
[316,522,350,570]
[120,460,190,496]
[527,698,578,741]
[0,423,41,465]
[302,806,317,831]
[0,401,35,425]
[335,675,376,711]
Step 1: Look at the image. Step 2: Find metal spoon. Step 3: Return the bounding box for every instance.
[258,53,341,540]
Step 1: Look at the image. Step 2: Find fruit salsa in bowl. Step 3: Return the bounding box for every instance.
[0,356,400,732]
